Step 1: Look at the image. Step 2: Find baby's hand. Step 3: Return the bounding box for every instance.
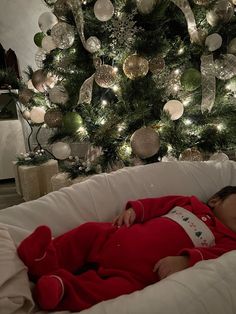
[153,256,189,280]
[113,208,136,227]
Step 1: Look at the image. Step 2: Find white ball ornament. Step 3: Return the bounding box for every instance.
[52,142,71,160]
[41,36,57,53]
[209,152,229,161]
[30,107,46,124]
[38,12,58,33]
[163,100,184,121]
[228,38,236,55]
[136,0,156,14]
[205,33,222,52]
[85,36,101,53]
[94,0,114,22]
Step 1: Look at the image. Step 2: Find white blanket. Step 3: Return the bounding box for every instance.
[0,161,236,314]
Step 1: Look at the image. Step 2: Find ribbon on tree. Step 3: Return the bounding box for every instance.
[171,0,201,44]
[200,54,216,113]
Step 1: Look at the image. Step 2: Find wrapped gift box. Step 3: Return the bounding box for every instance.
[51,172,91,191]
[13,160,59,201]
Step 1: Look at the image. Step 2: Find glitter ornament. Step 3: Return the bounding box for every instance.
[35,48,47,69]
[228,38,236,55]
[206,0,234,27]
[53,0,70,20]
[30,107,46,124]
[205,33,222,52]
[34,32,45,47]
[52,141,71,160]
[41,36,57,53]
[85,36,101,54]
[149,55,165,75]
[163,100,184,121]
[95,65,117,88]
[123,55,149,80]
[181,68,201,92]
[38,12,58,33]
[136,0,156,14]
[62,112,83,133]
[209,152,229,161]
[48,85,69,104]
[130,127,160,159]
[18,88,34,105]
[94,0,114,22]
[44,109,63,128]
[51,22,75,49]
[31,70,47,92]
[214,54,236,80]
[179,148,203,161]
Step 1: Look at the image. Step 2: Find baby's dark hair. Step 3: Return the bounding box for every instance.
[210,186,236,201]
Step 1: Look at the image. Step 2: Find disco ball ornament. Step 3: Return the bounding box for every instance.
[62,112,83,133]
[130,127,160,159]
[41,36,57,53]
[228,38,236,55]
[206,0,234,27]
[179,148,203,161]
[31,70,47,92]
[163,100,184,121]
[44,109,63,128]
[30,107,46,124]
[181,68,201,92]
[38,12,58,33]
[149,55,165,75]
[34,32,45,47]
[214,54,236,80]
[52,141,71,160]
[86,36,101,53]
[51,22,75,49]
[136,0,156,14]
[53,0,70,20]
[18,88,34,105]
[123,55,149,80]
[35,48,47,69]
[209,152,229,161]
[94,0,114,22]
[205,33,222,52]
[48,85,69,104]
[95,65,117,88]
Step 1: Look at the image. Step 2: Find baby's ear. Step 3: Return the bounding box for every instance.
[207,196,221,209]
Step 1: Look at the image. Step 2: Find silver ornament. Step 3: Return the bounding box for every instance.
[94,0,114,22]
[48,85,69,104]
[38,12,58,33]
[85,36,101,54]
[41,36,57,53]
[51,22,75,49]
[228,38,236,55]
[205,33,222,52]
[130,127,160,159]
[214,54,236,80]
[206,0,234,27]
[95,65,117,88]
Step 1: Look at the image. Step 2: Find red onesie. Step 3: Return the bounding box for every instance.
[18,195,236,311]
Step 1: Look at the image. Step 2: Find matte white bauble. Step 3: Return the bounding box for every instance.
[30,107,46,124]
[94,0,114,22]
[205,33,222,52]
[38,12,58,33]
[136,0,156,14]
[52,142,71,160]
[209,152,229,161]
[86,36,101,53]
[41,36,57,53]
[228,38,236,55]
[163,100,184,120]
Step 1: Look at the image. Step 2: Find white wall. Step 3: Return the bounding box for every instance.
[0,0,48,80]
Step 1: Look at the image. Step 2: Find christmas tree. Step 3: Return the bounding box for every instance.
[18,0,236,177]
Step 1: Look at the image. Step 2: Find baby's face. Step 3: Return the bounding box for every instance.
[210,194,236,233]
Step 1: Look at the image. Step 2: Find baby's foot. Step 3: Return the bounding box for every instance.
[34,275,64,310]
[17,225,58,278]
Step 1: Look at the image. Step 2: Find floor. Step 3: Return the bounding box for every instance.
[0,179,24,210]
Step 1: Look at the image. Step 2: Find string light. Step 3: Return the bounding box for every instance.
[217,123,225,131]
[112,85,119,92]
[178,47,185,55]
[184,118,192,125]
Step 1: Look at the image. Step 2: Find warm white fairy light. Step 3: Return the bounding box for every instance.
[174,69,180,75]
[178,47,185,55]
[183,97,192,106]
[113,66,119,73]
[99,118,106,125]
[117,122,126,132]
[112,84,119,92]
[217,123,225,131]
[173,84,180,92]
[184,118,192,125]
[77,126,87,135]
[167,144,173,152]
[101,99,108,106]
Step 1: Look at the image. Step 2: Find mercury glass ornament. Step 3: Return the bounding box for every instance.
[214,54,236,80]
[53,0,70,20]
[123,55,149,80]
[163,100,184,121]
[85,36,101,54]
[94,0,114,22]
[18,88,34,105]
[206,0,234,27]
[35,48,47,69]
[38,12,58,33]
[48,85,69,104]
[228,38,236,55]
[52,141,71,160]
[41,36,57,53]
[179,148,203,161]
[51,22,75,49]
[149,55,165,75]
[205,33,222,52]
[130,127,160,159]
[44,109,63,128]
[30,107,46,124]
[136,0,156,14]
[31,70,47,92]
[95,65,117,88]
